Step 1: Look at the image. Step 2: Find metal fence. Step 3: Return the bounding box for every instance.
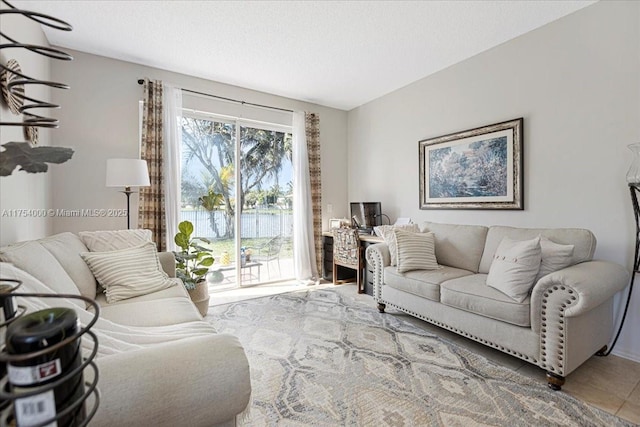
[181,208,293,239]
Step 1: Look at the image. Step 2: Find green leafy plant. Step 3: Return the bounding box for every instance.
[173,220,215,290]
[198,187,224,211]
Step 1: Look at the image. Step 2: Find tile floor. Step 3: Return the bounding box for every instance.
[209,281,640,424]
[410,314,640,424]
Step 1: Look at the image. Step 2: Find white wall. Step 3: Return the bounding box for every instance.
[347,1,640,361]
[0,5,53,245]
[49,50,348,234]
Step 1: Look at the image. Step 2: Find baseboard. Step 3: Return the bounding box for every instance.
[611,348,640,363]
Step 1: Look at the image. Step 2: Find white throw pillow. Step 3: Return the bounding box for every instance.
[486,236,542,302]
[376,224,420,266]
[0,240,84,308]
[79,229,153,252]
[536,237,575,282]
[81,241,175,303]
[38,232,98,301]
[394,229,439,273]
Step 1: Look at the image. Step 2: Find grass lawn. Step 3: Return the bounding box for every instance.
[196,237,293,262]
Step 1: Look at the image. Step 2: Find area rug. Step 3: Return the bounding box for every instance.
[208,287,632,426]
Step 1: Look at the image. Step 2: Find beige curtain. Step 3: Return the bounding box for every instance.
[138,79,166,250]
[305,113,322,275]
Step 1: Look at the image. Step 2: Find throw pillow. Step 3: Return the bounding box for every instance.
[79,229,153,252]
[486,236,542,302]
[394,229,439,273]
[376,224,420,266]
[38,232,98,301]
[373,223,418,238]
[0,240,85,308]
[535,237,575,282]
[80,241,175,303]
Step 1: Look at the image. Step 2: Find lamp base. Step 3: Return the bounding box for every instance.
[120,187,136,230]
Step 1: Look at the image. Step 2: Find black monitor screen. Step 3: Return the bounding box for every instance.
[350,202,382,230]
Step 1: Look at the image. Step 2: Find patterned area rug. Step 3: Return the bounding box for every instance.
[208,287,632,426]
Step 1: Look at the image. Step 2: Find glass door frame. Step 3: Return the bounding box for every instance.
[235,119,292,287]
[182,108,292,289]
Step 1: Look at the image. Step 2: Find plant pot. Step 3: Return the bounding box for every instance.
[187,280,210,317]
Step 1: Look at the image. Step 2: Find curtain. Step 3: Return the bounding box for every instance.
[162,83,182,251]
[306,113,322,277]
[138,79,166,250]
[293,111,321,283]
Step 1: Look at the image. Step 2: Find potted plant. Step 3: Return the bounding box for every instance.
[173,220,221,316]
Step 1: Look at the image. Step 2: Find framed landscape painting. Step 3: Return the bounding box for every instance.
[419,118,523,210]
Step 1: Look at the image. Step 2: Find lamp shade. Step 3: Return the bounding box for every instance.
[105,159,150,188]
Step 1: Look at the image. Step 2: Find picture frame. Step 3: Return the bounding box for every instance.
[419,118,523,210]
[329,218,343,229]
[329,218,350,229]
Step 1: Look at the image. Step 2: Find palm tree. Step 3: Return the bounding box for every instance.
[199,187,224,238]
[181,117,292,237]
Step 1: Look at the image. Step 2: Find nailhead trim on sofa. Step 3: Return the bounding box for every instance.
[366,245,384,301]
[538,285,577,374]
[380,300,539,365]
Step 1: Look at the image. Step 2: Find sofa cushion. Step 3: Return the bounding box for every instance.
[0,240,84,308]
[0,263,92,316]
[486,236,542,303]
[385,265,472,301]
[97,296,203,326]
[418,222,488,273]
[79,229,153,252]
[38,232,98,301]
[395,230,439,273]
[479,226,596,274]
[441,274,531,327]
[81,242,175,303]
[90,279,202,326]
[536,237,575,282]
[93,280,188,307]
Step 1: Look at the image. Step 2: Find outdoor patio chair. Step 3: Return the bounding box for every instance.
[251,235,283,279]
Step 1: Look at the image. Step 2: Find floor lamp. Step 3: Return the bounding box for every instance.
[106,159,150,229]
[600,145,640,356]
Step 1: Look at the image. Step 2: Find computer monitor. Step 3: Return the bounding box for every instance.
[350,202,382,231]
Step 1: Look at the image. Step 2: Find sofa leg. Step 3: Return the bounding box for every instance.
[377,303,386,313]
[546,372,565,391]
[595,345,608,357]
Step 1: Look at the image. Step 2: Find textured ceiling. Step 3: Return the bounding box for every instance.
[12,1,596,110]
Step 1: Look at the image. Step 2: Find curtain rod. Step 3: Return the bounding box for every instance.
[137,79,294,113]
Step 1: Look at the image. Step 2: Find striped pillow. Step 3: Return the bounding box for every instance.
[376,224,420,266]
[394,229,439,273]
[80,241,175,303]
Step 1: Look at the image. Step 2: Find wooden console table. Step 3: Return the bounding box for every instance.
[322,231,383,295]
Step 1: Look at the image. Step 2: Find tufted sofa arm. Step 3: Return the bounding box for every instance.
[158,251,177,277]
[530,260,629,378]
[366,243,391,301]
[531,260,629,332]
[91,334,251,427]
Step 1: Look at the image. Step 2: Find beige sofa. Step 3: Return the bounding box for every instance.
[0,231,251,426]
[366,221,629,390]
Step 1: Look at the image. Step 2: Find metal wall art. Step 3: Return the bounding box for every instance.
[0,59,24,115]
[0,0,74,176]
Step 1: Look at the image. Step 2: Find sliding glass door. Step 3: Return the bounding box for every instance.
[180,112,293,289]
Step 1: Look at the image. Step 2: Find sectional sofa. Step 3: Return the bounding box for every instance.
[0,230,251,426]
